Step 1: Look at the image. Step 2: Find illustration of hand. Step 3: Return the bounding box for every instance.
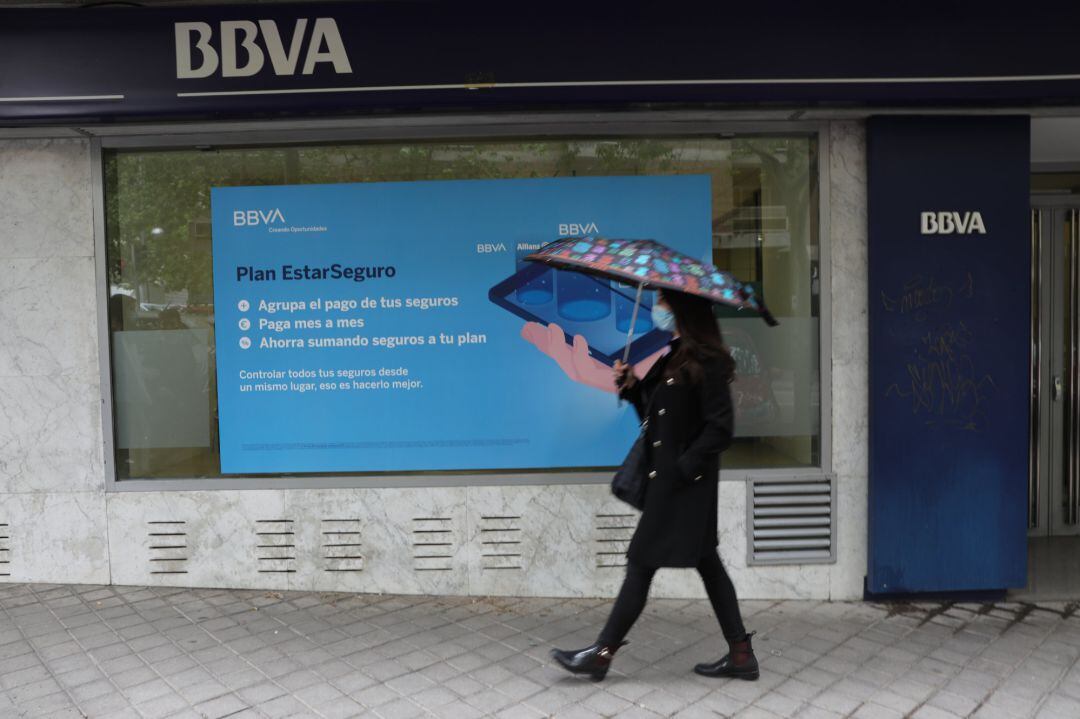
[521,322,663,394]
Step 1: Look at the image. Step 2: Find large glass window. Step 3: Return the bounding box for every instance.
[104,135,821,480]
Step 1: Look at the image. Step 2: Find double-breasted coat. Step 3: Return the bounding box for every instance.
[619,340,735,568]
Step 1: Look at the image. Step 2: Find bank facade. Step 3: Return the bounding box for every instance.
[1,2,1078,602]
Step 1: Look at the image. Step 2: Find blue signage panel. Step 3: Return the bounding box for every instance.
[210,175,711,474]
[3,3,1080,123]
[867,116,1030,594]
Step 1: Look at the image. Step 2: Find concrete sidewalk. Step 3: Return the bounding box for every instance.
[0,583,1078,718]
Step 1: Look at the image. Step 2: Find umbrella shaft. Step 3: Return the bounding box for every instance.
[622,283,645,365]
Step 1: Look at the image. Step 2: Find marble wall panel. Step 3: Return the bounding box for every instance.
[284,487,468,595]
[0,255,99,380]
[101,478,844,599]
[106,491,291,590]
[283,490,369,595]
[0,139,93,259]
[107,488,469,595]
[0,492,109,584]
[0,138,110,584]
[354,487,469,596]
[0,375,103,493]
[465,483,617,598]
[828,120,870,600]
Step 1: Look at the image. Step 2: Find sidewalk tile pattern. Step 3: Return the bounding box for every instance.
[0,584,1077,718]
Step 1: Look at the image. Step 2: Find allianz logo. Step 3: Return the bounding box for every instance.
[176,19,352,79]
[233,209,286,226]
[920,211,986,235]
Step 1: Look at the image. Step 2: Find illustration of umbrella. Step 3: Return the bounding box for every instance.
[527,236,778,364]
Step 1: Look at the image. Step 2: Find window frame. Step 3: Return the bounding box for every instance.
[92,112,834,491]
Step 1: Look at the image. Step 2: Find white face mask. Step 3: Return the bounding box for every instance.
[651,303,676,332]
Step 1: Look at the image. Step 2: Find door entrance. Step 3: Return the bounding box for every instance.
[1025,203,1080,598]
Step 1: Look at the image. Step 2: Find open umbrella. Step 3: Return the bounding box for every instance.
[527,236,778,364]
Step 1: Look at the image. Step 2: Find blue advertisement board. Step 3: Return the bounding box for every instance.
[211,176,711,474]
[867,116,1030,594]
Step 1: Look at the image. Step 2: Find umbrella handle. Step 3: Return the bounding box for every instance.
[618,283,646,407]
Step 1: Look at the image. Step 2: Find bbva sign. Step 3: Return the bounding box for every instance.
[558,222,599,236]
[920,211,987,235]
[233,209,285,226]
[176,19,353,79]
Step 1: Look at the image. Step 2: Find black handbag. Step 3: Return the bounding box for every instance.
[611,389,656,511]
[611,434,649,510]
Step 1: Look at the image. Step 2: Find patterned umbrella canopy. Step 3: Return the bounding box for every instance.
[526,236,777,326]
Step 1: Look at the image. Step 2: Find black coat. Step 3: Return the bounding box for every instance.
[619,342,735,568]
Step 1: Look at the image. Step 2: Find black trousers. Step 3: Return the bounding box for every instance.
[597,551,746,646]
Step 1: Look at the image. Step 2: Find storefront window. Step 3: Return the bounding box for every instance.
[104,135,821,479]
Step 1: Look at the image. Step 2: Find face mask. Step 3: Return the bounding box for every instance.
[651,303,676,332]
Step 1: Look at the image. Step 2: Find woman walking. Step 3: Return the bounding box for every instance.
[551,288,758,682]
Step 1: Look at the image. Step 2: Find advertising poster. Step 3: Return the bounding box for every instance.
[211,176,711,474]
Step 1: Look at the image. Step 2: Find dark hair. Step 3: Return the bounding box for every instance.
[659,289,736,384]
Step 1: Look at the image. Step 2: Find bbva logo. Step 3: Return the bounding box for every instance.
[176,19,352,79]
[233,209,286,226]
[559,222,599,236]
[920,211,986,235]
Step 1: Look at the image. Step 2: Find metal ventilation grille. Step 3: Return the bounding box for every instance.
[147,521,188,575]
[747,476,835,565]
[255,520,296,573]
[0,522,9,577]
[479,516,522,571]
[595,513,635,568]
[322,519,364,573]
[413,517,453,571]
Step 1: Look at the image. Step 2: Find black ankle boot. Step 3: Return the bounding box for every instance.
[551,642,623,681]
[694,631,759,680]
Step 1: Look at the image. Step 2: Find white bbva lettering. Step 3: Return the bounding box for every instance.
[259,19,308,75]
[233,209,285,226]
[176,22,218,79]
[221,21,264,78]
[175,18,352,79]
[303,19,353,75]
[920,211,986,235]
[939,213,956,234]
[920,212,938,234]
[558,222,599,236]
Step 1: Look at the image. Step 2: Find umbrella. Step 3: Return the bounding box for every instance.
[526,236,778,365]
